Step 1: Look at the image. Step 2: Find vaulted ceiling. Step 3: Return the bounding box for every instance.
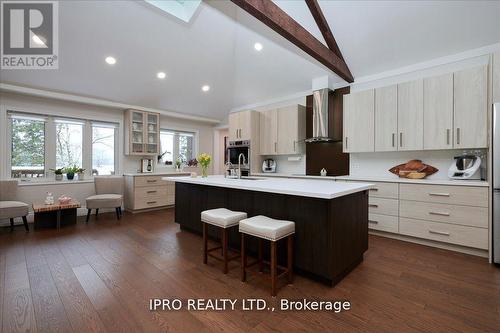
[1,0,500,121]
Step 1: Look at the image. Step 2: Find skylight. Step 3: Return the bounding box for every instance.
[144,0,202,23]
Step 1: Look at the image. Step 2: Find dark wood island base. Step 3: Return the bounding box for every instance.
[175,182,368,285]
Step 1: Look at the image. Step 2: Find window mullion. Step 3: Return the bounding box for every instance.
[83,121,92,176]
[46,117,56,176]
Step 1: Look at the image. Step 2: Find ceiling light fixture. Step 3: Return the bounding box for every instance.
[254,42,263,51]
[105,56,116,65]
[201,85,210,92]
[157,72,166,79]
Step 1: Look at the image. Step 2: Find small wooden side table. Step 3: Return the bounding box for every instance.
[32,201,81,230]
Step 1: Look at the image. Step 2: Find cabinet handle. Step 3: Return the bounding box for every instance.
[456,128,460,145]
[446,129,450,145]
[239,129,242,138]
[429,192,450,197]
[369,188,378,192]
[392,133,395,147]
[345,137,348,150]
[275,142,277,152]
[428,230,450,236]
[368,220,378,224]
[368,204,379,208]
[429,211,450,217]
[235,129,238,138]
[293,141,296,152]
[147,201,157,205]
[399,132,403,147]
[147,180,157,183]
[147,190,157,194]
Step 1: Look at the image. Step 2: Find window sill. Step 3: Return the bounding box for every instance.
[17,178,95,186]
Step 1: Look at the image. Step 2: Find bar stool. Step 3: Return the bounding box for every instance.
[201,208,247,274]
[239,215,295,296]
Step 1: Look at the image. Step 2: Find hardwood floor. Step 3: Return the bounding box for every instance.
[1,208,499,332]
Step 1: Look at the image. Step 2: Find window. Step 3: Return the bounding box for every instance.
[159,129,196,166]
[10,115,46,178]
[8,111,118,180]
[55,119,83,169]
[92,123,116,175]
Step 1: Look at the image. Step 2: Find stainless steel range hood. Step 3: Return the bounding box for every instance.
[305,88,333,143]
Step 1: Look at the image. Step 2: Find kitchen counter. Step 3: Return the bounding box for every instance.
[124,171,190,177]
[251,173,489,187]
[169,175,372,285]
[164,175,374,199]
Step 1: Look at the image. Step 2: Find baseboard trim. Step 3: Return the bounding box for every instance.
[369,230,489,258]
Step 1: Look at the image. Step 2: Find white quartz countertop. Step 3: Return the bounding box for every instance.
[251,173,489,187]
[163,175,374,199]
[124,172,190,177]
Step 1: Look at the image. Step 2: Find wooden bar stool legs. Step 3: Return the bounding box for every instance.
[203,222,208,265]
[240,233,294,296]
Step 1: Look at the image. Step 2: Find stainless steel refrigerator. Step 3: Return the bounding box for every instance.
[493,103,500,264]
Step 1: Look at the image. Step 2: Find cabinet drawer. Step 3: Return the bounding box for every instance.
[399,184,488,207]
[135,176,169,187]
[368,213,398,233]
[134,196,169,210]
[367,182,398,199]
[399,217,488,249]
[399,200,488,228]
[369,197,398,216]
[135,186,168,198]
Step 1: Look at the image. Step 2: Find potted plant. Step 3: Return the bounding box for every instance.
[64,165,79,180]
[197,153,211,178]
[175,158,183,172]
[77,168,86,180]
[50,168,64,181]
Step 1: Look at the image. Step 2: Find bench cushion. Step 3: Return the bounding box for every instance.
[86,194,123,209]
[0,201,29,219]
[239,215,295,241]
[201,208,247,228]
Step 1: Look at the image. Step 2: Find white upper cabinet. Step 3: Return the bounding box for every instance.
[228,110,259,142]
[423,73,453,150]
[343,89,375,153]
[259,109,278,155]
[277,105,306,155]
[228,112,240,141]
[493,52,500,104]
[398,79,424,151]
[453,66,488,149]
[375,85,398,151]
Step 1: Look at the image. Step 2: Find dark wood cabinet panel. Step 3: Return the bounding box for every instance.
[175,182,368,286]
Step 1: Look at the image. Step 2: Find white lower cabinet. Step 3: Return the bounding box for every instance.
[342,179,489,251]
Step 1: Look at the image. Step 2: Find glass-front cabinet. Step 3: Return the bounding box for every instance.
[125,109,160,155]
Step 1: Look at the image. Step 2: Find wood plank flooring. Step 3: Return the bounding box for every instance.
[1,208,499,333]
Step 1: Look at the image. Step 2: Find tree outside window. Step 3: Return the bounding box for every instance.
[55,121,83,169]
[11,117,45,178]
[159,130,196,166]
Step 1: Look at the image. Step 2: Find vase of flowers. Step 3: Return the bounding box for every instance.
[197,153,211,178]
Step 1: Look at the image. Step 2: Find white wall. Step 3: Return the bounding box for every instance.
[0,92,215,225]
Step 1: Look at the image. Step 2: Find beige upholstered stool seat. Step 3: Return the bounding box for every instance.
[86,194,123,209]
[201,208,247,228]
[239,215,295,241]
[0,201,29,219]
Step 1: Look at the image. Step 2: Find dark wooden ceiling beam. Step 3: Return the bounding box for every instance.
[305,0,344,61]
[231,0,354,83]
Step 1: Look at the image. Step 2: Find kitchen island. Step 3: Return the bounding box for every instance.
[167,175,373,285]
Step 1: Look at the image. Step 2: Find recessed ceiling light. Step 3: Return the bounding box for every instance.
[201,85,210,92]
[105,56,116,65]
[157,72,166,79]
[254,42,263,51]
[32,35,46,46]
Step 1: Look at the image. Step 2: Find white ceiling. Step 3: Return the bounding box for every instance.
[1,0,500,121]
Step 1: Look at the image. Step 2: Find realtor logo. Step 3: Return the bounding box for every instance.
[1,1,58,69]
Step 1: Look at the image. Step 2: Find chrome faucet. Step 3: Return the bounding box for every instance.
[238,153,246,179]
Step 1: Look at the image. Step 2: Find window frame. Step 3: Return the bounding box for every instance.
[158,128,199,168]
[6,109,119,181]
